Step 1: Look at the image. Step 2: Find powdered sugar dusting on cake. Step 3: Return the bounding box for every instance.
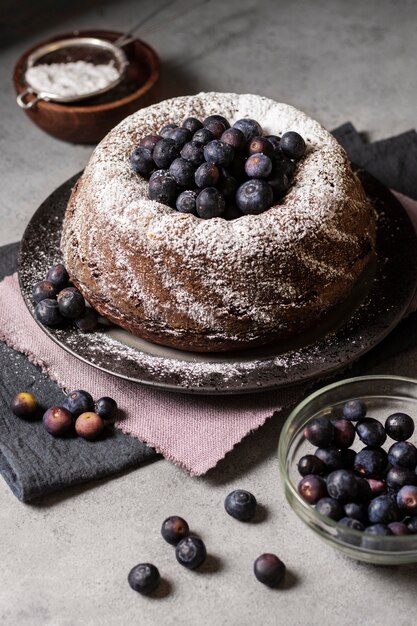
[61,92,375,348]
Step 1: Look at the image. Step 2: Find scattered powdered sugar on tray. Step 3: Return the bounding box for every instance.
[25,60,120,98]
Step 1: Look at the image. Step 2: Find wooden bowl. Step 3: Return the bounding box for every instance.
[13,29,160,144]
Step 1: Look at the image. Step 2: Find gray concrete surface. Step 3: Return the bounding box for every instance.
[1,1,417,624]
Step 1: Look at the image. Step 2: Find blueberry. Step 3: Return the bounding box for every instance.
[297,454,326,477]
[385,412,415,441]
[169,157,196,187]
[43,406,73,437]
[195,162,220,188]
[343,502,368,524]
[342,399,366,421]
[236,180,273,215]
[315,447,343,472]
[303,417,334,447]
[138,134,161,150]
[128,563,160,595]
[397,485,417,515]
[405,517,417,533]
[130,146,155,177]
[298,474,327,504]
[368,495,400,524]
[339,517,364,531]
[268,173,290,201]
[32,280,57,303]
[10,392,39,420]
[327,470,358,503]
[62,389,94,418]
[218,170,238,202]
[202,117,227,138]
[167,127,193,147]
[203,114,230,129]
[280,131,306,160]
[361,524,392,549]
[224,489,257,521]
[386,466,417,490]
[356,477,373,502]
[203,140,234,167]
[388,521,411,535]
[193,127,215,145]
[245,153,273,179]
[315,497,344,520]
[341,448,357,470]
[182,117,203,134]
[366,478,387,496]
[331,418,356,448]
[75,308,99,332]
[57,288,85,319]
[356,417,387,448]
[148,170,178,207]
[34,298,63,326]
[273,155,296,179]
[175,536,206,569]
[94,396,117,420]
[233,118,263,141]
[196,188,225,219]
[153,138,181,169]
[46,264,69,290]
[265,135,282,158]
[220,128,247,152]
[388,441,417,469]
[363,523,392,536]
[57,286,78,301]
[161,515,190,545]
[176,190,198,214]
[248,136,274,159]
[75,412,104,440]
[160,123,177,137]
[253,554,286,587]
[354,447,388,478]
[180,141,205,166]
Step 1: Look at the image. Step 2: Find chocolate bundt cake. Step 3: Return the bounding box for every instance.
[61,92,376,352]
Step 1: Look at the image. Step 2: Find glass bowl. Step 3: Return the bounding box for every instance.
[278,375,417,564]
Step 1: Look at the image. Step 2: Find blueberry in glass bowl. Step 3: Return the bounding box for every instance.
[278,375,417,564]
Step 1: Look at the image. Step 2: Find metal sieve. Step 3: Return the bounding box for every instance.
[16,0,210,109]
[17,37,129,109]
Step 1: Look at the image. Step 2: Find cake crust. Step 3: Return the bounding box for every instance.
[61,92,375,352]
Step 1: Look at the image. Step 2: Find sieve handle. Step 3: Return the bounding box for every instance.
[16,88,44,110]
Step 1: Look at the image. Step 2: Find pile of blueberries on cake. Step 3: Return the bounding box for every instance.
[130,115,306,219]
[298,401,417,542]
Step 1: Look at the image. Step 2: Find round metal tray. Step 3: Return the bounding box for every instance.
[18,169,417,394]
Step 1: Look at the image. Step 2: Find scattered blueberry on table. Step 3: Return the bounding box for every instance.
[130,114,306,219]
[224,489,258,521]
[297,400,417,538]
[75,412,104,440]
[128,563,160,595]
[9,389,117,442]
[43,406,73,437]
[253,553,286,587]
[10,391,39,419]
[161,516,190,545]
[63,389,94,417]
[175,536,207,569]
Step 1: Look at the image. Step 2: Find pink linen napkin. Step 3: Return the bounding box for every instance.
[0,191,416,476]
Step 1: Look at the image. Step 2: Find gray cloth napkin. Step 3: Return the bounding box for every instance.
[0,243,158,502]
